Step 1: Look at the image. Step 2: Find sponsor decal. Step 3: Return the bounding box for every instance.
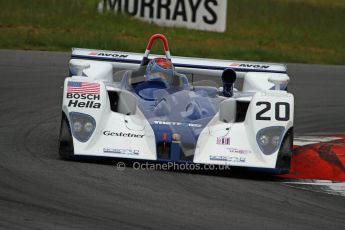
[68,81,100,94]
[103,148,139,155]
[67,93,100,100]
[66,81,101,109]
[103,131,145,138]
[209,155,246,163]
[67,99,101,109]
[153,121,202,128]
[88,51,129,58]
[217,137,230,145]
[98,0,227,32]
[227,148,252,155]
[230,63,270,69]
[67,93,101,109]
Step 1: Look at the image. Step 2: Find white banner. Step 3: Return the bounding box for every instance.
[98,0,227,32]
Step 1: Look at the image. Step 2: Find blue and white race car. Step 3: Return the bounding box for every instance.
[59,34,294,173]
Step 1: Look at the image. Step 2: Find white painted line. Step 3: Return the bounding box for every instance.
[282,180,345,197]
[294,136,341,146]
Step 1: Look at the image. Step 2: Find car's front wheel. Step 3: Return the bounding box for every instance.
[275,127,294,172]
[58,113,75,160]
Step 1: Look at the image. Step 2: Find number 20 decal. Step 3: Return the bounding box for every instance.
[256,102,290,121]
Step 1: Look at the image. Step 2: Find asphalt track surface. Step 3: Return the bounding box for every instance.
[0,50,344,230]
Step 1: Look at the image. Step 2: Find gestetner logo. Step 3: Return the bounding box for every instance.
[98,0,227,32]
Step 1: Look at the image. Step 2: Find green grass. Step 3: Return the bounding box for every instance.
[0,0,344,64]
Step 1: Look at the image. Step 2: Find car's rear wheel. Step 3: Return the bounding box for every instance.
[58,113,75,160]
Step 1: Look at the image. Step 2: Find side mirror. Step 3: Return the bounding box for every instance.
[219,98,237,123]
[268,75,290,90]
[69,59,90,76]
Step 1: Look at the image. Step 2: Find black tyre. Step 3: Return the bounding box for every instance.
[275,128,294,172]
[58,113,75,160]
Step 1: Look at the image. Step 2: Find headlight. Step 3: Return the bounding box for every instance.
[271,135,281,146]
[69,112,96,142]
[259,135,270,146]
[256,126,285,155]
[73,121,82,132]
[84,122,94,133]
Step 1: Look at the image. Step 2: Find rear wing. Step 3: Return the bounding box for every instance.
[71,48,287,78]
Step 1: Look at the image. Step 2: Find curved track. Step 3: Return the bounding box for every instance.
[0,50,344,230]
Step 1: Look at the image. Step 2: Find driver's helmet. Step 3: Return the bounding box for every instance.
[145,58,174,85]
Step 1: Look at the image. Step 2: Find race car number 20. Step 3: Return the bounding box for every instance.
[256,102,290,121]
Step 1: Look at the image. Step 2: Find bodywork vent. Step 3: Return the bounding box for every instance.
[108,91,119,112]
[236,101,250,122]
